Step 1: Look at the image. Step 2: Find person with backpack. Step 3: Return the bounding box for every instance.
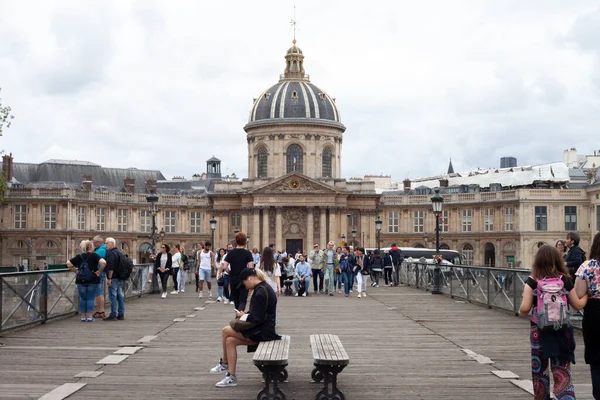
[519,244,588,399]
[565,232,585,283]
[389,243,403,286]
[104,238,127,321]
[370,250,384,288]
[575,231,600,399]
[67,240,106,322]
[383,250,394,286]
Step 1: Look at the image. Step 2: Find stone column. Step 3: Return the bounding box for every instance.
[275,207,283,251]
[329,209,338,246]
[241,209,249,235]
[360,212,369,247]
[369,212,376,248]
[340,209,348,244]
[262,208,270,248]
[306,207,314,249]
[253,209,261,249]
[319,208,327,246]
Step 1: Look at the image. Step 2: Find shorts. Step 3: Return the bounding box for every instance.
[198,268,212,282]
[95,272,106,297]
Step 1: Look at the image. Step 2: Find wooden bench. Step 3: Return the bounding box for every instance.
[252,335,290,400]
[310,334,350,400]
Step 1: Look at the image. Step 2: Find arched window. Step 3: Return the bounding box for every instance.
[257,147,268,178]
[462,243,474,266]
[286,144,303,173]
[440,243,450,250]
[322,147,332,177]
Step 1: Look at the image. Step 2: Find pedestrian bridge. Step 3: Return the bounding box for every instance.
[0,265,595,399]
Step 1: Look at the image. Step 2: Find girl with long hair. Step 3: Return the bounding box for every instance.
[154,244,172,299]
[256,246,281,295]
[519,245,587,399]
[216,248,228,303]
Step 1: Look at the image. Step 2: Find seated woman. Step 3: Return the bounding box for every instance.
[210,267,280,388]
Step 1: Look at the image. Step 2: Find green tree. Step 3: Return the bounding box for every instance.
[0,88,15,136]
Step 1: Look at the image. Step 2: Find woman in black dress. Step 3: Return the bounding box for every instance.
[154,244,172,299]
[210,267,280,388]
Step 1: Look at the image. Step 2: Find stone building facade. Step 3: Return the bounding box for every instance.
[1,42,600,269]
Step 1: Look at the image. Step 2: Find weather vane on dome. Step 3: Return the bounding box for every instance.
[290,6,297,44]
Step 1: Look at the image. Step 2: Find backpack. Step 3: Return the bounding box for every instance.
[391,248,403,266]
[533,276,569,331]
[181,253,190,271]
[340,258,349,272]
[77,254,94,283]
[114,250,134,280]
[372,254,383,269]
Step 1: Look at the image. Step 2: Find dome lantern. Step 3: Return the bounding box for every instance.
[283,40,307,81]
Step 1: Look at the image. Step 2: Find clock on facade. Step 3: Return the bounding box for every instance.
[289,179,301,190]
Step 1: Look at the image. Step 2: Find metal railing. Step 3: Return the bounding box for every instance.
[0,264,153,333]
[398,262,582,328]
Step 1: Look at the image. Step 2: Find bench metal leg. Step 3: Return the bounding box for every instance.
[313,364,346,400]
[256,364,287,400]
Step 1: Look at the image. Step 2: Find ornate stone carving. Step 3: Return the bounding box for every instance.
[268,134,275,140]
[305,133,313,140]
[277,133,285,140]
[253,175,336,194]
[314,134,321,141]
[283,207,307,235]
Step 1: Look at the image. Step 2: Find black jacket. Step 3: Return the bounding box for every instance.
[154,253,173,272]
[244,281,280,342]
[565,246,584,275]
[106,247,120,277]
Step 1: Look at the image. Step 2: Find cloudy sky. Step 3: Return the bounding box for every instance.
[0,0,599,181]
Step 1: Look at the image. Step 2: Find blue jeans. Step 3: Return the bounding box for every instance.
[294,277,310,293]
[109,278,125,317]
[78,284,97,314]
[334,272,343,290]
[341,273,351,295]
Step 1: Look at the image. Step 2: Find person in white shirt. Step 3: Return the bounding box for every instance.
[197,241,216,299]
[170,245,182,294]
[256,246,281,295]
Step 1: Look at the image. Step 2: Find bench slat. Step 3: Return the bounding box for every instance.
[310,334,350,366]
[253,335,290,366]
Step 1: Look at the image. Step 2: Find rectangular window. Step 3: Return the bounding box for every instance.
[77,206,86,230]
[165,211,176,233]
[190,211,202,233]
[44,205,56,229]
[564,206,577,231]
[117,209,128,232]
[387,211,399,233]
[440,210,449,233]
[505,206,514,231]
[140,210,152,233]
[96,207,106,231]
[461,209,472,232]
[14,205,27,229]
[483,208,494,232]
[535,206,547,231]
[413,210,424,233]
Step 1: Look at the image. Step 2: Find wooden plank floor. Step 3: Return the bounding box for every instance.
[0,284,594,399]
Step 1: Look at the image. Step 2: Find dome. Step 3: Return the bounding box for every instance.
[245,41,344,129]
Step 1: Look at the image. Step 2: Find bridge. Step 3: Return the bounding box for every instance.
[0,265,595,399]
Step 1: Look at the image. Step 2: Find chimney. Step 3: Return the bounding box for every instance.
[403,179,411,193]
[2,153,13,181]
[82,174,92,191]
[146,179,157,193]
[439,178,449,188]
[124,177,136,193]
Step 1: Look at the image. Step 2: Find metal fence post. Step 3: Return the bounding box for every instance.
[513,270,519,316]
[486,269,491,309]
[450,267,454,298]
[0,278,3,332]
[467,269,471,302]
[41,273,48,323]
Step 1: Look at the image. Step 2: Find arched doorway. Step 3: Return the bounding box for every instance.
[440,243,450,250]
[139,242,153,264]
[484,242,496,267]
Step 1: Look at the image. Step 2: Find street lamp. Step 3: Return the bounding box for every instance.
[209,216,217,246]
[341,234,345,246]
[146,193,161,293]
[430,188,444,294]
[159,228,165,242]
[375,216,382,251]
[351,228,357,247]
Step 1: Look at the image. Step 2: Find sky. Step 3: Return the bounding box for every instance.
[0,0,599,182]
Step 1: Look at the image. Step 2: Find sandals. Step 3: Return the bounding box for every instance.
[93,312,105,319]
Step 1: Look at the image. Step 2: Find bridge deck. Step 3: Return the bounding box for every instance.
[0,285,594,399]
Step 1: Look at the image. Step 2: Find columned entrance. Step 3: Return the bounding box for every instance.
[286,239,303,256]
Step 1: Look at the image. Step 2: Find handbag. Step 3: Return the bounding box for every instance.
[217,275,224,286]
[229,285,269,333]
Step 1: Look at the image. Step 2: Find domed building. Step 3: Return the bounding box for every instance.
[245,40,345,180]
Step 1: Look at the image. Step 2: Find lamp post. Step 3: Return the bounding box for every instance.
[209,216,217,246]
[430,189,444,294]
[341,234,345,246]
[351,228,357,248]
[146,193,160,293]
[375,216,382,251]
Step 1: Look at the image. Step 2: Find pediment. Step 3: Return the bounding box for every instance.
[249,173,339,195]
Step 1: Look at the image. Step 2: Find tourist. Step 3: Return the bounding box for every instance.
[155,244,173,298]
[104,238,125,321]
[294,254,311,296]
[256,246,281,295]
[66,240,106,322]
[339,247,350,297]
[170,243,182,294]
[370,249,383,287]
[179,245,190,293]
[309,244,324,294]
[565,232,585,281]
[555,239,567,260]
[295,249,303,260]
[390,243,403,286]
[334,246,343,294]
[222,232,254,311]
[210,268,280,388]
[383,250,393,286]
[251,247,261,266]
[92,235,107,319]
[575,231,600,399]
[519,245,587,399]
[346,246,356,293]
[197,241,215,300]
[321,241,339,296]
[195,242,204,292]
[216,248,229,303]
[355,247,370,298]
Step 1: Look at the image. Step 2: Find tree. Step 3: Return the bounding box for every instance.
[0,87,15,136]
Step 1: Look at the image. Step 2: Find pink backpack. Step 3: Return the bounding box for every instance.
[532,276,569,331]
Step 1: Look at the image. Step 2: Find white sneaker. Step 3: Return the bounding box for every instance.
[180,289,185,293]
[223,299,229,304]
[295,293,299,297]
[357,293,361,298]
[199,292,203,299]
[210,360,228,374]
[161,293,167,299]
[171,290,179,295]
[217,296,222,302]
[215,373,237,387]
[208,291,212,299]
[302,292,306,297]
